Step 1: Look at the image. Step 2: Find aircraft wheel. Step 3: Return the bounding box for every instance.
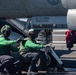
[47,52,58,68]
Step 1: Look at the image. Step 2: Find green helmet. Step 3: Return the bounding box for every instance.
[1,25,11,33]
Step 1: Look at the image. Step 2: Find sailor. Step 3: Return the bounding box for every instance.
[0,25,21,75]
[65,30,76,50]
[19,29,48,75]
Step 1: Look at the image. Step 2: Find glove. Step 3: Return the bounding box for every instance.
[45,43,51,47]
[45,43,52,51]
[16,36,22,43]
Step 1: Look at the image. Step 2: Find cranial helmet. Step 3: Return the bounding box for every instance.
[29,29,34,32]
[28,29,35,34]
[28,29,37,40]
[1,25,11,33]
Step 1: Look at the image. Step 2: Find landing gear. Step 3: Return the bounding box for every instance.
[45,46,65,72]
[57,65,65,72]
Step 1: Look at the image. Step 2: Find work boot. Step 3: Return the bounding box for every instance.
[0,67,7,75]
[27,66,38,75]
[0,69,6,75]
[0,72,6,75]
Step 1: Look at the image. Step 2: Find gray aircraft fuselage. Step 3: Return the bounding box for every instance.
[0,0,67,18]
[1,0,76,18]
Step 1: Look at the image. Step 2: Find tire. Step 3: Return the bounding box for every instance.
[37,51,47,70]
[47,52,58,68]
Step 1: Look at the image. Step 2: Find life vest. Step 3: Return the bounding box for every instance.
[19,37,30,55]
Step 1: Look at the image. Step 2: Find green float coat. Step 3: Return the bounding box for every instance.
[19,39,45,55]
[0,35,19,55]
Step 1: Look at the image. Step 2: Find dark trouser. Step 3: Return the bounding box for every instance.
[22,52,39,72]
[67,40,76,48]
[11,52,25,73]
[0,55,16,74]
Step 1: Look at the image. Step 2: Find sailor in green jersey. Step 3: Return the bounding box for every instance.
[19,29,47,75]
[0,25,21,75]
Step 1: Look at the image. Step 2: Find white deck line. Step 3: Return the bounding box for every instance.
[53,29,68,32]
[53,41,66,44]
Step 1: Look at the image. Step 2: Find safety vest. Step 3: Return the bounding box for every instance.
[19,37,30,55]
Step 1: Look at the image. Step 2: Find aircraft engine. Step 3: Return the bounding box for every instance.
[67,9,76,30]
[61,0,76,9]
